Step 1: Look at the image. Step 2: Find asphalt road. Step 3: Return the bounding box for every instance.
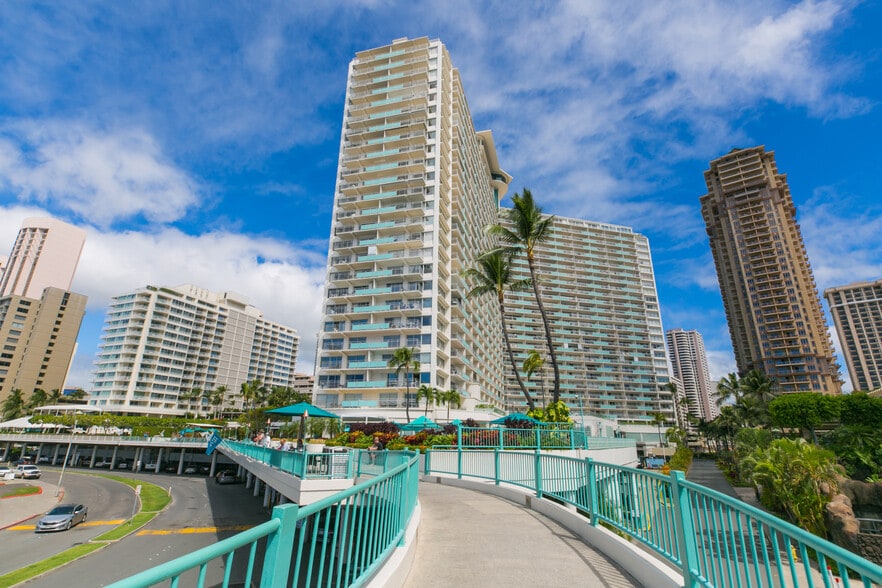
[23,472,271,587]
[0,469,135,576]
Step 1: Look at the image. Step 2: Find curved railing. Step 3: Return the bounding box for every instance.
[109,443,420,588]
[425,449,882,588]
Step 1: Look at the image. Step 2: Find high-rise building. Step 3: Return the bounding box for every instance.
[700,146,840,394]
[0,217,88,402]
[90,284,299,416]
[666,328,717,422]
[0,288,87,400]
[503,216,674,426]
[0,218,86,298]
[314,37,509,414]
[824,279,882,392]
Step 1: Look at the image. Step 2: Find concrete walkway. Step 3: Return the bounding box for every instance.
[686,458,764,509]
[0,479,61,529]
[404,481,642,587]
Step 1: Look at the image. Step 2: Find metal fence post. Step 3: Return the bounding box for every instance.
[494,448,500,485]
[261,503,299,588]
[534,449,543,499]
[586,458,598,526]
[670,470,699,588]
[424,449,431,474]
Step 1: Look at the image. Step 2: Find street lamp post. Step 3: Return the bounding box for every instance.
[56,411,81,497]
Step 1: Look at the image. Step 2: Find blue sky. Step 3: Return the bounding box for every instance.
[1,1,881,392]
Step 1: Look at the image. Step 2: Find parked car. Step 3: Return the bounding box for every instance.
[0,466,13,479]
[116,461,129,470]
[93,460,111,468]
[36,504,88,532]
[144,462,157,470]
[199,465,211,475]
[14,465,42,479]
[37,456,51,464]
[215,471,239,485]
[183,464,197,474]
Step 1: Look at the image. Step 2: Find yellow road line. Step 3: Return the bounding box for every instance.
[137,525,254,536]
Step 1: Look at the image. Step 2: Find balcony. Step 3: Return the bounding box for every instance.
[345,380,387,389]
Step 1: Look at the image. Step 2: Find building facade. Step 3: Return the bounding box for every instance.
[0,217,88,402]
[314,37,508,414]
[666,328,717,423]
[0,218,86,299]
[0,288,87,400]
[503,216,674,427]
[90,285,299,416]
[825,279,882,392]
[701,146,840,394]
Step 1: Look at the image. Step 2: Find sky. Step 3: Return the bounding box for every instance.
[1,1,881,393]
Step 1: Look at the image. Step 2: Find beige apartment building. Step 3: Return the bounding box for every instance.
[0,218,88,403]
[825,279,882,392]
[701,146,840,394]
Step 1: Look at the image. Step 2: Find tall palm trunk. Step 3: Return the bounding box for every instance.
[498,294,535,411]
[526,251,560,403]
[404,371,411,423]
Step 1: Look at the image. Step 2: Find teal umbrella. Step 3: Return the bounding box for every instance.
[266,403,340,419]
[397,416,441,431]
[490,413,541,426]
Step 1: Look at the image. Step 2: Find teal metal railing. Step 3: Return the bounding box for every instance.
[451,425,636,451]
[109,444,420,588]
[223,440,354,479]
[424,449,882,587]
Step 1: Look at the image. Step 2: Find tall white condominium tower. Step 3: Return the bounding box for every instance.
[315,37,509,414]
[90,285,299,417]
[0,217,87,401]
[666,328,718,422]
[0,217,86,298]
[504,216,673,426]
[824,279,882,392]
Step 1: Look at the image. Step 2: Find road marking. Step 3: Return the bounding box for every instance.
[137,525,254,536]
[7,519,125,531]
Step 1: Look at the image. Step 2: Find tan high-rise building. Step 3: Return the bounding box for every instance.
[700,146,840,394]
[666,328,717,422]
[824,279,882,392]
[0,218,86,298]
[0,218,88,402]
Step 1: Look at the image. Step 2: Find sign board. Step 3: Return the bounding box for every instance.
[205,432,223,455]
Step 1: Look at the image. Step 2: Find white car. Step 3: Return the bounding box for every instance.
[14,465,42,479]
[0,466,13,480]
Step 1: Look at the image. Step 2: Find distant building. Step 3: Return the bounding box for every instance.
[825,278,882,392]
[90,284,299,417]
[700,146,840,394]
[0,218,87,402]
[666,328,717,423]
[291,373,315,396]
[0,217,86,298]
[503,215,674,427]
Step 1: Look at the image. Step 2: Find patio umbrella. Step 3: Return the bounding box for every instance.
[398,416,441,431]
[489,413,541,426]
[266,403,341,449]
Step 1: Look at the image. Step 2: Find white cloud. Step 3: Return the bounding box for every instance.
[0,122,201,227]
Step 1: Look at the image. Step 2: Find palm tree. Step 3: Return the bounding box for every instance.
[48,389,63,405]
[651,412,667,447]
[523,350,546,406]
[488,188,560,403]
[663,381,683,430]
[28,388,48,410]
[180,387,201,415]
[417,385,438,417]
[2,388,25,420]
[462,250,536,411]
[716,372,742,407]
[240,379,264,413]
[388,347,419,423]
[211,386,227,419]
[439,389,462,420]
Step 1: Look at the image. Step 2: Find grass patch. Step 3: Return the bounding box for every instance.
[92,512,157,541]
[0,543,104,588]
[0,485,41,498]
[98,474,171,512]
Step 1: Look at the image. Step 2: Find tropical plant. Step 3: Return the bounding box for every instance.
[523,350,546,405]
[416,385,439,417]
[27,388,48,410]
[663,381,684,430]
[2,388,25,420]
[211,386,227,419]
[488,188,560,402]
[179,388,201,414]
[462,249,535,410]
[840,392,882,426]
[438,389,462,420]
[388,347,419,423]
[768,392,839,444]
[240,379,266,413]
[743,438,841,537]
[651,412,667,446]
[821,424,882,481]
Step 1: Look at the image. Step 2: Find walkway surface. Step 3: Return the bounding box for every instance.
[0,479,61,529]
[403,481,642,587]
